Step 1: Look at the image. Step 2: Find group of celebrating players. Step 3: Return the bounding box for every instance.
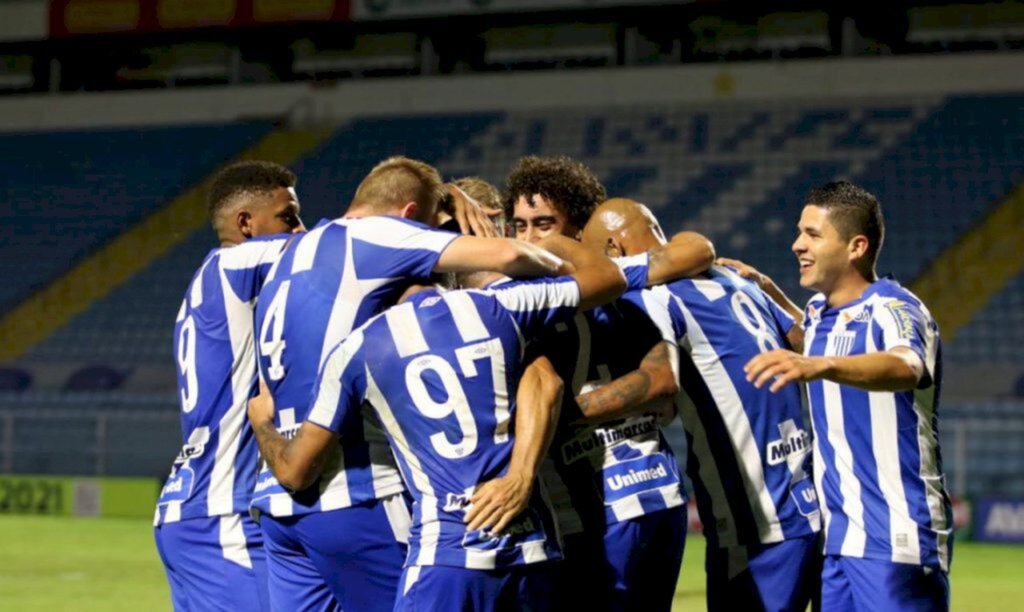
[153,153,953,611]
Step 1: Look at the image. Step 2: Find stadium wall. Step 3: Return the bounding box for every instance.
[0,52,1022,131]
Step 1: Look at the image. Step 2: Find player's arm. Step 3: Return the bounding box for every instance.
[576,340,680,423]
[536,234,627,310]
[435,236,569,278]
[643,231,716,286]
[466,354,563,534]
[248,380,337,492]
[715,256,804,334]
[744,347,924,393]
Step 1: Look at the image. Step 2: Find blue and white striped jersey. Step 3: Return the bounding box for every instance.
[307,277,581,569]
[251,217,459,517]
[539,287,686,534]
[641,265,821,548]
[156,234,291,525]
[803,278,951,570]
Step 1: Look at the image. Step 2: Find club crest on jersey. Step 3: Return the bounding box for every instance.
[826,331,856,357]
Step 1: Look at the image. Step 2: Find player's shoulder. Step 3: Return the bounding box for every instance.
[865,278,927,312]
[804,292,828,322]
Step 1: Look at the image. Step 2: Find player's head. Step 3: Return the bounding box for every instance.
[208,160,303,245]
[349,156,447,225]
[444,176,507,290]
[793,180,884,296]
[505,155,606,243]
[582,198,667,257]
[437,176,506,235]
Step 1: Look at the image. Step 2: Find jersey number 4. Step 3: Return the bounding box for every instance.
[259,280,291,381]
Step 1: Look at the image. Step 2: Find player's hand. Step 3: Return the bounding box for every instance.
[465,471,532,534]
[448,184,502,238]
[715,257,770,290]
[744,349,827,393]
[248,378,276,425]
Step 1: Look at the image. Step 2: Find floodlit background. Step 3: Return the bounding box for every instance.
[0,0,1022,608]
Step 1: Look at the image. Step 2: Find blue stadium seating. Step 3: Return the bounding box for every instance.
[0,122,273,312]
[4,94,1024,489]
[26,95,1024,367]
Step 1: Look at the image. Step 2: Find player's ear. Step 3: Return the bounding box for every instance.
[605,236,623,258]
[848,234,869,261]
[237,210,253,239]
[398,201,419,221]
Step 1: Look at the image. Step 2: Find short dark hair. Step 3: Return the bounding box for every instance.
[806,180,885,271]
[504,156,606,231]
[208,160,296,219]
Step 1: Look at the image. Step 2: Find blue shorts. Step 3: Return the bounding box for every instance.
[554,504,687,612]
[822,555,950,612]
[154,513,269,612]
[705,533,821,612]
[260,493,411,612]
[395,562,556,612]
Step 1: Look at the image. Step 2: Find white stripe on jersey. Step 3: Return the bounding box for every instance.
[366,368,440,566]
[189,257,214,309]
[220,238,287,270]
[219,514,253,569]
[269,493,293,516]
[318,452,352,511]
[668,294,784,543]
[318,228,363,370]
[352,216,457,253]
[493,280,580,315]
[309,331,366,427]
[865,327,921,565]
[677,390,740,545]
[444,292,490,343]
[291,223,328,274]
[387,303,430,358]
[822,378,867,557]
[206,264,256,516]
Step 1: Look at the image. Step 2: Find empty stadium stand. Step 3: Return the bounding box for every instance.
[2,91,1022,488]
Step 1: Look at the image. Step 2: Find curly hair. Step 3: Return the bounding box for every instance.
[208,160,296,221]
[504,156,606,230]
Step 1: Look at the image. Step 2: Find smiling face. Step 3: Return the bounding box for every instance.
[791,204,853,296]
[511,193,579,243]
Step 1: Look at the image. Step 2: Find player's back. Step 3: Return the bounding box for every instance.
[540,294,686,530]
[654,265,820,547]
[311,281,580,569]
[252,216,458,516]
[156,234,290,524]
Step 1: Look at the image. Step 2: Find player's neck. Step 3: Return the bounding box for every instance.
[825,271,874,309]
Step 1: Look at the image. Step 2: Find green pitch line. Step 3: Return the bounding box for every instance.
[0,516,1021,610]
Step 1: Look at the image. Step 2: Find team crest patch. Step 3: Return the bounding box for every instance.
[826,330,856,356]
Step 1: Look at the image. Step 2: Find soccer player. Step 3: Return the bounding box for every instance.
[743,181,952,611]
[505,156,714,610]
[251,156,569,612]
[154,160,304,612]
[581,198,823,612]
[248,233,627,610]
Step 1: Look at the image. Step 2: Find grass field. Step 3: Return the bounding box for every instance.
[1,516,1022,610]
